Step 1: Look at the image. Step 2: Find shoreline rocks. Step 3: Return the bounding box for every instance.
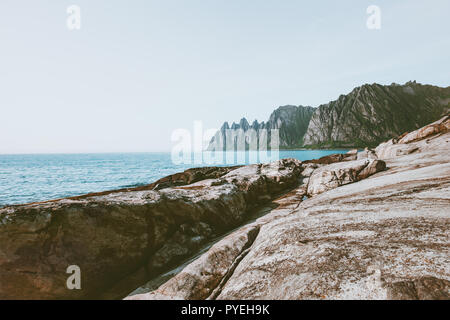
[128,115,450,300]
[0,159,303,299]
[1,115,448,300]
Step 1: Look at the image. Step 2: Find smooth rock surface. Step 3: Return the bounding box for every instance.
[306,159,386,196]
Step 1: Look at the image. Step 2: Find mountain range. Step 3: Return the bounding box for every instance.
[207,81,450,150]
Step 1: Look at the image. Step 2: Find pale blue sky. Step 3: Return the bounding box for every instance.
[0,0,449,153]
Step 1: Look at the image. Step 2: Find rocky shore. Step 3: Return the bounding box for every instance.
[0,116,449,300]
[129,115,450,300]
[0,158,303,299]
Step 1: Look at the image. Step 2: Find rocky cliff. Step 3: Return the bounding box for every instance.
[208,82,450,149]
[303,81,450,148]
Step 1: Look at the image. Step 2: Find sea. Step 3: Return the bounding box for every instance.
[0,150,349,207]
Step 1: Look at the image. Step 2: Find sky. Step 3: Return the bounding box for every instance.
[0,0,449,154]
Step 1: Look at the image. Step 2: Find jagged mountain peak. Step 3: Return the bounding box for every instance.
[208,81,450,150]
[221,122,230,130]
[239,118,250,130]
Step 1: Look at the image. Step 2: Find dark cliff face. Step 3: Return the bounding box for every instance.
[208,81,450,150]
[266,105,316,147]
[303,81,450,148]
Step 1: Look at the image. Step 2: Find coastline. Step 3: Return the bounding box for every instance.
[0,115,448,300]
[0,150,351,208]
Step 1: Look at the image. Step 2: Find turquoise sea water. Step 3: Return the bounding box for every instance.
[0,150,348,207]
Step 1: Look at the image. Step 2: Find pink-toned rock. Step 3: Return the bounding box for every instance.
[306,159,386,196]
[376,115,450,159]
[358,160,387,180]
[398,115,450,144]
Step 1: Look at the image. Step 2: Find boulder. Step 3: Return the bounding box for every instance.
[358,160,387,180]
[376,115,450,159]
[306,159,386,196]
[357,147,378,160]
